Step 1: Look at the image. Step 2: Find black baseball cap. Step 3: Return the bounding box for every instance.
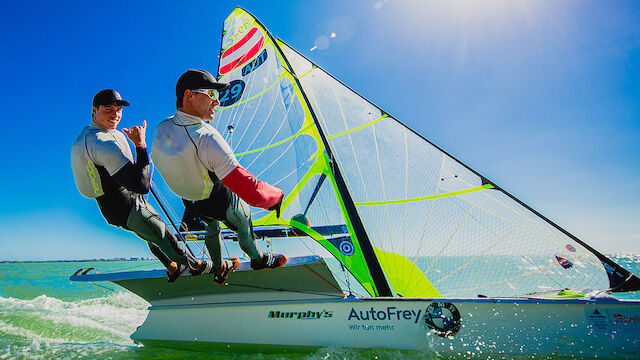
[93,89,130,107]
[176,69,229,99]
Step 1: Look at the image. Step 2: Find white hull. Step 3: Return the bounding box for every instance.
[71,257,640,358]
[133,296,640,358]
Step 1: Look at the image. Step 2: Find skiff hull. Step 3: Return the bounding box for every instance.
[131,296,640,358]
[70,257,640,358]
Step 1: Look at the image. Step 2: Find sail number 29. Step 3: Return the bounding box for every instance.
[219,80,246,107]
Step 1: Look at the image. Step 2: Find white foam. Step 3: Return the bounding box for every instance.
[0,320,65,345]
[0,292,148,346]
[0,341,136,360]
[41,313,131,339]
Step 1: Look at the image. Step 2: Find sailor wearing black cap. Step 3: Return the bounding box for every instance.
[152,70,288,285]
[71,89,211,282]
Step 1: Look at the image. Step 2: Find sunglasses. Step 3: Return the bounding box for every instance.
[192,88,219,100]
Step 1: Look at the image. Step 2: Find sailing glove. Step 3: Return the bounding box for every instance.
[268,197,283,218]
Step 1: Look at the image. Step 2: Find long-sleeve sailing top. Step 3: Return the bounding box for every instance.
[152,111,282,209]
[71,121,150,226]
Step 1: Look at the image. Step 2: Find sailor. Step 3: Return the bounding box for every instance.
[71,89,212,282]
[152,69,287,285]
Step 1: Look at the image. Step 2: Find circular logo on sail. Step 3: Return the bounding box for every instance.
[423,302,461,337]
[339,240,355,256]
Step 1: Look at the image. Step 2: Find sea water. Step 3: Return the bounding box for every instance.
[0,255,639,360]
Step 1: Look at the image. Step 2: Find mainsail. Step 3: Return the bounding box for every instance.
[214,7,640,298]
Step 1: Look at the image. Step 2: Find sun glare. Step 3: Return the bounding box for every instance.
[380,0,548,67]
[392,0,541,37]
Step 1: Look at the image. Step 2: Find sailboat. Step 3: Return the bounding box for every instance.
[71,7,640,358]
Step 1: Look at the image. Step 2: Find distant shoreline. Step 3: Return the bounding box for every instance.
[0,258,156,264]
[1,253,637,264]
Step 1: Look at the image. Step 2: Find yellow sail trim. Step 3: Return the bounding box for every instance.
[235,123,314,156]
[298,65,317,79]
[544,289,588,299]
[373,247,441,297]
[216,72,285,112]
[251,151,324,227]
[355,184,495,206]
[327,114,388,139]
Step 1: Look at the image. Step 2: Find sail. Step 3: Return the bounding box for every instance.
[216,7,640,298]
[278,42,640,297]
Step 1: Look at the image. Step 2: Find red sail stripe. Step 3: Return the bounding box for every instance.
[221,27,259,60]
[219,37,264,75]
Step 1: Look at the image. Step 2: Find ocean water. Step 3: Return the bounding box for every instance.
[0,255,639,360]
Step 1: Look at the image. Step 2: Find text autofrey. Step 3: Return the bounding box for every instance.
[348,307,422,324]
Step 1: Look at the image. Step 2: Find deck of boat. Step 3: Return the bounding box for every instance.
[69,255,346,306]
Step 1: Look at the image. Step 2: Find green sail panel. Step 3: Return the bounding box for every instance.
[215,8,383,296]
[278,40,637,297]
[374,247,441,297]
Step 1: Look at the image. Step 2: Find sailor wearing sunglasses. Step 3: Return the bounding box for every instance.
[152,69,287,285]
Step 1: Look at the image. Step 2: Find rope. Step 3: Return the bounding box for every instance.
[301,265,344,295]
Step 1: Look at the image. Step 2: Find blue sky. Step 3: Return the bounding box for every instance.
[0,0,638,261]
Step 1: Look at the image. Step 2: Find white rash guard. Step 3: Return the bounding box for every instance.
[152,111,239,201]
[71,122,133,198]
[152,111,283,210]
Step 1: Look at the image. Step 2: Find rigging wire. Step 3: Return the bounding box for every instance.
[150,179,182,228]
[148,182,196,259]
[301,265,344,295]
[150,180,211,259]
[148,162,208,259]
[293,234,365,297]
[339,261,353,296]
